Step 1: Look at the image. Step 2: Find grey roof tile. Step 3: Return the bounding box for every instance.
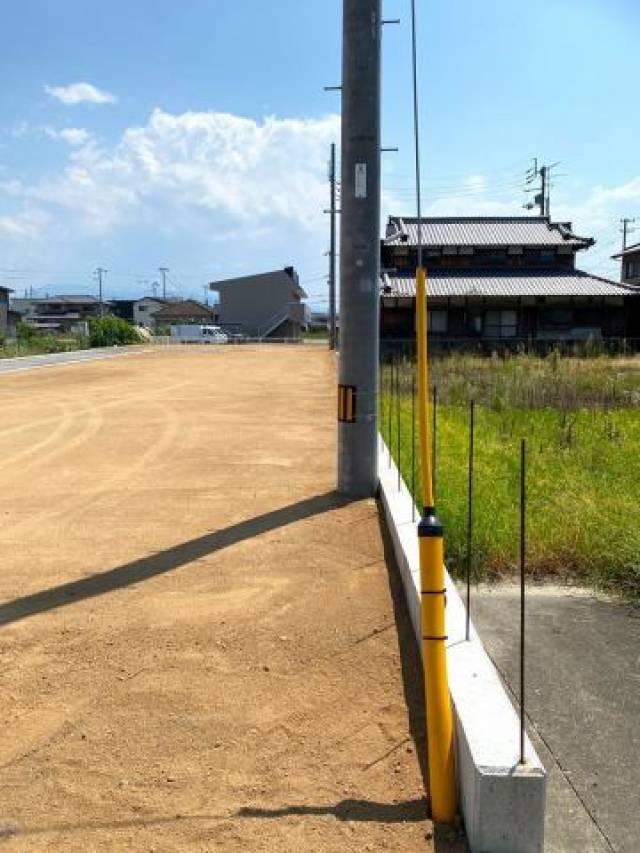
[384,216,593,248]
[381,270,636,299]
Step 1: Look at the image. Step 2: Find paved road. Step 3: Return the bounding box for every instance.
[469,584,640,853]
[0,347,142,375]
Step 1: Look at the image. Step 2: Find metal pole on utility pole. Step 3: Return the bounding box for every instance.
[95,267,107,316]
[337,0,382,498]
[620,217,636,252]
[540,167,547,217]
[329,143,338,351]
[159,267,169,300]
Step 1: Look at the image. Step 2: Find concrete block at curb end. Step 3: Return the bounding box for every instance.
[378,439,546,853]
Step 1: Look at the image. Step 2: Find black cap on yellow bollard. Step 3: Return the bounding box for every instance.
[418,508,443,538]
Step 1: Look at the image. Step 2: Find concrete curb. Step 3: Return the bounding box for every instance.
[378,439,546,853]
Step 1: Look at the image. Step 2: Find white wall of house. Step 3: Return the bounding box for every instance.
[133,298,166,329]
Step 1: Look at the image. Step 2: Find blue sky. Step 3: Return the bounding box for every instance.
[0,0,638,304]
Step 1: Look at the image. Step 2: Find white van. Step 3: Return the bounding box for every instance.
[170,324,229,344]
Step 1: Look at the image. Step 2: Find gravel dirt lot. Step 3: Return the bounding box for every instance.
[0,347,463,852]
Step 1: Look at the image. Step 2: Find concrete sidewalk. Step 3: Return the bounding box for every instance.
[468,584,639,853]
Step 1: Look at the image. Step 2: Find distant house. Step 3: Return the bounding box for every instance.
[9,294,105,334]
[308,310,329,331]
[110,299,136,323]
[0,286,13,338]
[133,297,168,330]
[152,299,217,327]
[209,267,308,339]
[381,216,640,347]
[612,242,640,287]
[6,309,21,340]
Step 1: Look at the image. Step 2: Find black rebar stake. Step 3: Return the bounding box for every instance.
[411,374,416,522]
[432,384,438,500]
[465,399,475,641]
[397,360,402,491]
[388,356,393,468]
[520,438,527,765]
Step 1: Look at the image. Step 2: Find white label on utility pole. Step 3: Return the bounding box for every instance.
[355,163,367,198]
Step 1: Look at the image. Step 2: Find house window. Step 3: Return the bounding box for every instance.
[428,310,448,334]
[626,260,640,279]
[484,309,517,338]
[539,307,572,332]
[539,250,556,263]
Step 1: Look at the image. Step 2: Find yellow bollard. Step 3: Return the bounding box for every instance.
[415,266,457,823]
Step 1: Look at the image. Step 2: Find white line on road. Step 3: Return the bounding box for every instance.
[0,348,146,376]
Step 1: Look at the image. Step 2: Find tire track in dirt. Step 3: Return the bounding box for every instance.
[1,399,105,478]
[0,397,184,541]
[0,402,73,471]
[0,375,197,441]
[0,401,103,476]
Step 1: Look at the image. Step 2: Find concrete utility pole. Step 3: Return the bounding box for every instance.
[337,0,382,497]
[95,267,107,315]
[159,267,169,300]
[524,159,559,218]
[621,217,637,251]
[329,142,338,351]
[540,166,548,217]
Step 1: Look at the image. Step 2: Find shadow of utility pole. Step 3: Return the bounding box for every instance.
[0,491,350,628]
[238,798,427,823]
[238,800,467,851]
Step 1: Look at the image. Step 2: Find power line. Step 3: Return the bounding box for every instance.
[382,173,527,193]
[385,180,527,201]
[383,158,530,185]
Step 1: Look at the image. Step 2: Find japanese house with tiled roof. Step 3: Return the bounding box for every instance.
[612,242,640,287]
[381,216,640,346]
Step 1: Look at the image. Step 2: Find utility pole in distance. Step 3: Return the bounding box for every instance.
[524,159,559,217]
[95,267,107,315]
[159,267,169,300]
[329,142,338,350]
[621,217,637,251]
[540,166,548,216]
[337,0,382,497]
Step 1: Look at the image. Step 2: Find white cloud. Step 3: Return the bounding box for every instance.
[6,103,634,289]
[0,211,48,240]
[10,121,30,138]
[0,179,24,196]
[27,108,340,234]
[44,127,91,146]
[466,174,487,193]
[44,82,117,105]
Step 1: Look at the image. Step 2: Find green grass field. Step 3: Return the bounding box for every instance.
[380,352,640,601]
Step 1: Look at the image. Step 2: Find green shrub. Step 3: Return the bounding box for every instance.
[88,316,143,348]
[16,321,42,344]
